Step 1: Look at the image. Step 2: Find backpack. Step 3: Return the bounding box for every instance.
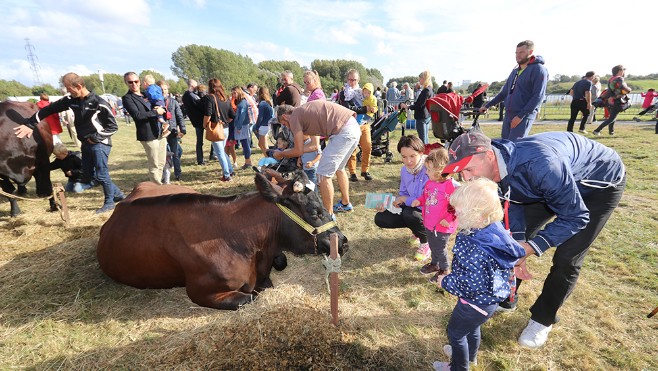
[592,89,611,108]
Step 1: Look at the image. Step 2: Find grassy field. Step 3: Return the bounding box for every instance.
[1,118,657,370]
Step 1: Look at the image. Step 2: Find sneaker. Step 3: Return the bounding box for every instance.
[633,116,641,122]
[518,319,553,349]
[241,164,252,170]
[443,345,477,366]
[420,263,439,275]
[220,176,232,182]
[333,201,354,213]
[113,194,126,203]
[432,361,450,371]
[429,269,449,284]
[361,172,373,181]
[414,242,430,261]
[495,294,518,313]
[349,174,358,182]
[330,213,337,222]
[593,130,601,136]
[578,129,587,134]
[95,204,115,214]
[609,132,615,136]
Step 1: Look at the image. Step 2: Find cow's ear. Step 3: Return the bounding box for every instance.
[255,172,283,202]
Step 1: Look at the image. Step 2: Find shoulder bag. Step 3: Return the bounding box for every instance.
[205,94,226,141]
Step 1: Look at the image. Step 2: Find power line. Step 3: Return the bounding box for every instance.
[24,38,43,86]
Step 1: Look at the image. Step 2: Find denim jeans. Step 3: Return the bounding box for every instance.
[65,180,93,193]
[304,168,318,192]
[166,133,182,177]
[447,299,497,371]
[210,127,233,177]
[426,229,450,269]
[195,126,205,165]
[81,141,123,207]
[415,116,431,144]
[502,112,537,141]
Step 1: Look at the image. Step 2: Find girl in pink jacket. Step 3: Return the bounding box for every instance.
[412,147,459,283]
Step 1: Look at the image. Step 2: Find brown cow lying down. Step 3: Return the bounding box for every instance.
[97,170,349,310]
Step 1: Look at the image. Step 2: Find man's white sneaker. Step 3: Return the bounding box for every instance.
[518,319,553,349]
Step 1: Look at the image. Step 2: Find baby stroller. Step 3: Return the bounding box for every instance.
[426,86,487,147]
[257,129,300,177]
[356,106,401,163]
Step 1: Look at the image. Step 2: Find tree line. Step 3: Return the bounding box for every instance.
[2,44,658,100]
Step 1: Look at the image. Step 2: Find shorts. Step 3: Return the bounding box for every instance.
[316,117,360,178]
[258,125,270,137]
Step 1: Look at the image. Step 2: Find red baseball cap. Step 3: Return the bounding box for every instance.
[442,132,492,174]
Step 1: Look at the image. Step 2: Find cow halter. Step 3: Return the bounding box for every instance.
[276,203,337,254]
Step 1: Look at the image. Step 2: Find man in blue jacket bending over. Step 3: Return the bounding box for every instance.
[480,40,548,140]
[442,131,625,349]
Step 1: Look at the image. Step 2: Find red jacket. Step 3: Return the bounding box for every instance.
[37,100,63,134]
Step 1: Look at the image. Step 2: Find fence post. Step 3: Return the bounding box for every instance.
[330,233,339,326]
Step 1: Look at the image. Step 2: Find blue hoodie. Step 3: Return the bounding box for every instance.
[442,222,526,305]
[486,55,548,123]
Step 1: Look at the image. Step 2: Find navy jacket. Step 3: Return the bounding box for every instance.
[122,91,160,141]
[442,222,526,305]
[486,55,548,121]
[493,132,625,255]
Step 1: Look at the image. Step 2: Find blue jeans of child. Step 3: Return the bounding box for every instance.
[447,298,497,371]
[426,229,450,270]
[81,141,123,207]
[304,168,318,192]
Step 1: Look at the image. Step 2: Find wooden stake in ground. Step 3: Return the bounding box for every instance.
[648,305,658,318]
[330,233,339,326]
[54,183,69,224]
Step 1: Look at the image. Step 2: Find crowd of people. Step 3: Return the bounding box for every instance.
[12,39,632,371]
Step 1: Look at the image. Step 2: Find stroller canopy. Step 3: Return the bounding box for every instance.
[427,92,464,121]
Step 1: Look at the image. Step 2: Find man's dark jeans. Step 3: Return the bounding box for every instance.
[594,105,622,134]
[567,99,590,132]
[513,177,626,326]
[195,126,205,165]
[81,141,123,207]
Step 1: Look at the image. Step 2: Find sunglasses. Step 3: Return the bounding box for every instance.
[127,80,140,84]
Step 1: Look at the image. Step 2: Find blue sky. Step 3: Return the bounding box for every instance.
[1,0,654,89]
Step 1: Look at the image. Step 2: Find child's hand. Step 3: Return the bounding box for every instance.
[411,200,420,208]
[435,274,446,289]
[296,158,302,167]
[393,196,406,207]
[439,219,450,227]
[305,161,313,169]
[375,203,385,212]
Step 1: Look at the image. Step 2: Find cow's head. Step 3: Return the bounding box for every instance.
[255,169,349,256]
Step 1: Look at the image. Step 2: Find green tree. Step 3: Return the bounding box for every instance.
[171,44,264,90]
[0,79,32,100]
[30,84,59,96]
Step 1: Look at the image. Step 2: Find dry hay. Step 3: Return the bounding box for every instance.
[66,286,404,370]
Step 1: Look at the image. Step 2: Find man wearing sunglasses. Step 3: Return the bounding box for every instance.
[122,71,167,185]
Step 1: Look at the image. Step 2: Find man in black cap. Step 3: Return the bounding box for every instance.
[566,71,595,133]
[442,131,625,349]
